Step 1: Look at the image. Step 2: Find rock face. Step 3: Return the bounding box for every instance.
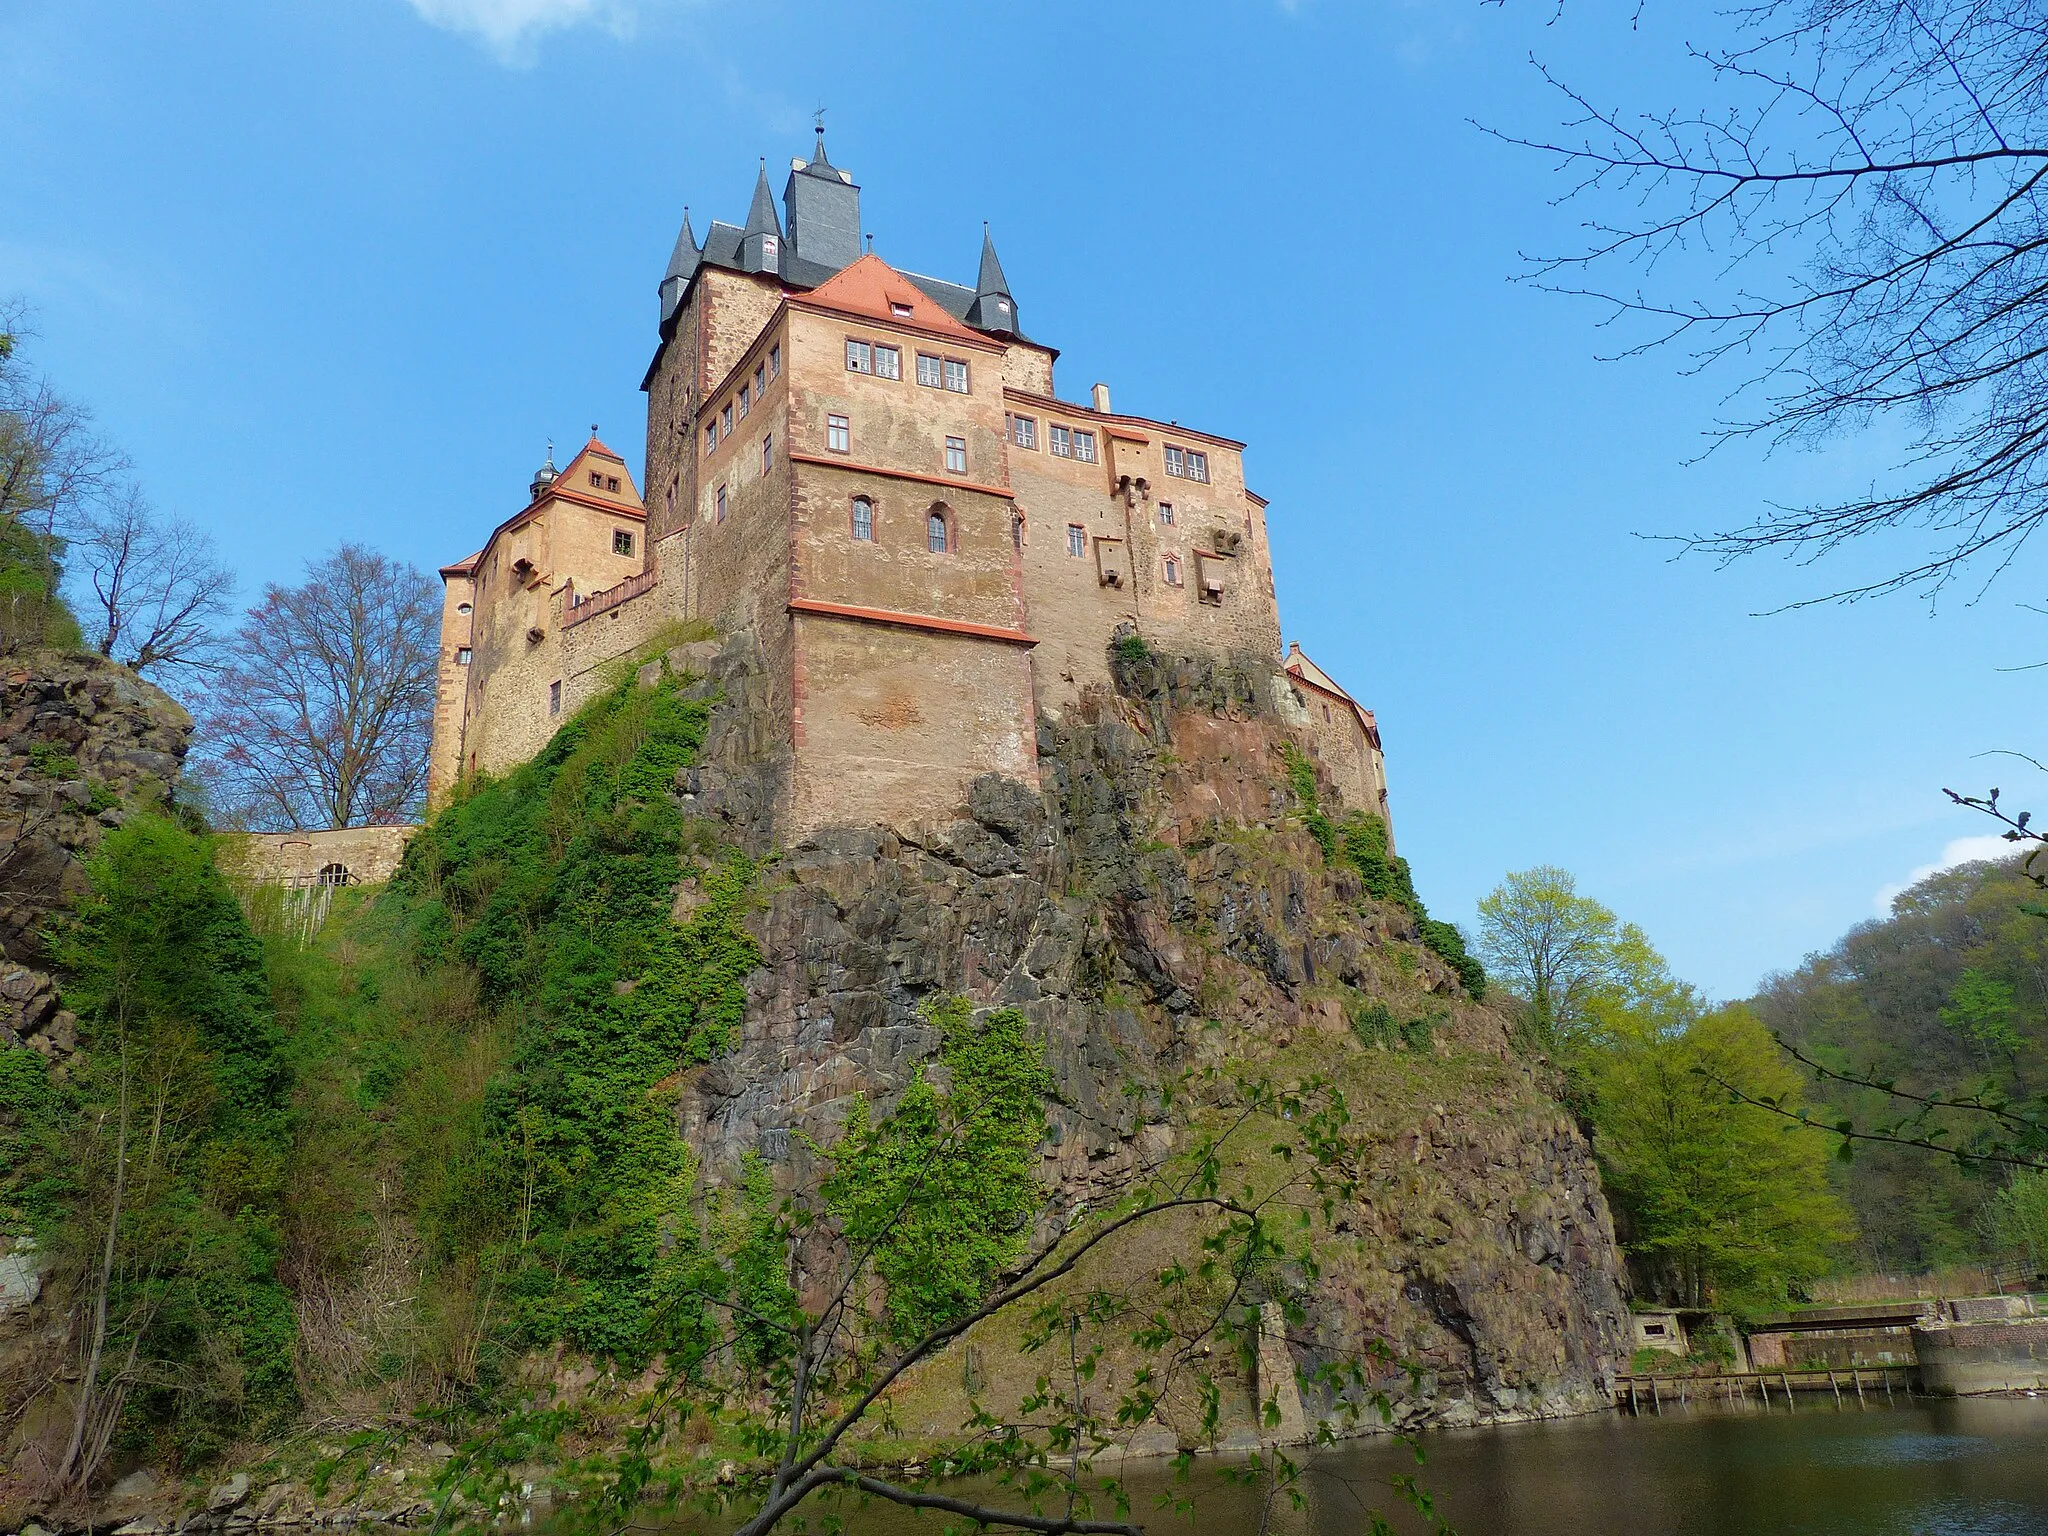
[0,650,192,1062]
[673,632,1632,1432]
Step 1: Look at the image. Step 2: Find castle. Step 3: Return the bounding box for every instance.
[426,133,1389,840]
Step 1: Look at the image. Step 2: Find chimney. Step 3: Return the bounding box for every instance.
[1091,382,1112,414]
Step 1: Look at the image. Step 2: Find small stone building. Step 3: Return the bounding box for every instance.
[428,134,1389,842]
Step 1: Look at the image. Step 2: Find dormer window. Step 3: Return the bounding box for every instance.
[760,234,779,267]
[890,301,914,318]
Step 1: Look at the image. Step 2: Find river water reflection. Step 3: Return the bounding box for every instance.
[620,1397,2048,1535]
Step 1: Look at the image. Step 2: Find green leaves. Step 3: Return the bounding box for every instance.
[820,999,1053,1343]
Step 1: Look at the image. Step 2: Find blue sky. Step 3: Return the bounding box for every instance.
[2,0,2035,999]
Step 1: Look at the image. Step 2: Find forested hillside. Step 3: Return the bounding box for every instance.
[1749,856,2048,1273]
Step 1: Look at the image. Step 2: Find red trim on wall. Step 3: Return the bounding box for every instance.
[788,598,1038,647]
[787,451,1012,499]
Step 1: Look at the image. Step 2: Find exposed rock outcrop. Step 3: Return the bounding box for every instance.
[672,632,1631,1434]
[0,650,192,1062]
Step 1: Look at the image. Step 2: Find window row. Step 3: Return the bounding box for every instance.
[847,337,971,393]
[587,470,622,492]
[708,434,776,525]
[1163,444,1209,482]
[1005,413,1098,464]
[824,414,972,477]
[843,495,956,554]
[704,344,784,454]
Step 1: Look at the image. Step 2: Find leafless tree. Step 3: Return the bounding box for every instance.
[0,300,128,539]
[1503,1,2048,605]
[196,543,439,830]
[73,485,233,679]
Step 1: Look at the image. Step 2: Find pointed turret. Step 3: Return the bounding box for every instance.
[783,128,862,272]
[529,442,557,503]
[658,207,699,323]
[739,160,784,275]
[966,224,1019,334]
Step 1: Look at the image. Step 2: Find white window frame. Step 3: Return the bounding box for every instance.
[1011,414,1036,449]
[1187,449,1209,483]
[945,435,967,474]
[875,344,901,380]
[851,497,875,541]
[1072,430,1097,464]
[1163,445,1184,477]
[1158,503,1174,526]
[916,353,943,388]
[846,339,872,374]
[943,358,970,393]
[1050,425,1072,458]
[1066,524,1086,557]
[827,414,850,453]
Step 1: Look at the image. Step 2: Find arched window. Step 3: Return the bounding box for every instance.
[1013,512,1025,551]
[851,496,875,541]
[927,506,950,554]
[316,862,351,888]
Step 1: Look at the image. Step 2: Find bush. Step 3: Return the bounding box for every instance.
[1285,747,1485,1000]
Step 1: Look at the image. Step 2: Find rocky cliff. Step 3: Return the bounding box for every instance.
[0,649,192,1061]
[676,631,1631,1431]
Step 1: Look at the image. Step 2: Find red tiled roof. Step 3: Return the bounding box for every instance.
[795,253,987,345]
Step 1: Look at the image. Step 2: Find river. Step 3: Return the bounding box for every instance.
[603,1397,2048,1535]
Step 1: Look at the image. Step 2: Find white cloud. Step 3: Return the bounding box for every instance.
[1873,833,2019,916]
[404,0,643,62]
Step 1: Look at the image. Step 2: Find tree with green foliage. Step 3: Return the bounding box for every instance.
[1473,867,1621,1044]
[25,817,296,1491]
[1588,1000,1854,1309]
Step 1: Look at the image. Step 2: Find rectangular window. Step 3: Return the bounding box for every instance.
[588,471,603,487]
[716,483,727,522]
[1164,445,1184,477]
[761,433,773,473]
[1158,502,1174,526]
[945,436,967,474]
[738,382,750,418]
[874,344,901,379]
[769,343,781,378]
[943,358,969,393]
[1186,449,1209,482]
[613,529,634,556]
[1066,524,1087,558]
[916,353,943,388]
[606,475,621,491]
[456,646,472,666]
[1010,414,1036,449]
[891,300,915,317]
[755,363,766,397]
[846,339,872,374]
[760,234,779,266]
[1072,430,1097,463]
[1050,424,1072,457]
[549,680,562,715]
[827,414,850,453]
[705,422,718,453]
[1163,556,1181,586]
[721,403,733,438]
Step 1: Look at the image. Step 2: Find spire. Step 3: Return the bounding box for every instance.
[529,441,557,502]
[740,158,785,276]
[809,123,833,171]
[744,160,782,239]
[659,206,699,324]
[967,223,1019,335]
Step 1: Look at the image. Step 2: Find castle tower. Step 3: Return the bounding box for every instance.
[430,138,1391,841]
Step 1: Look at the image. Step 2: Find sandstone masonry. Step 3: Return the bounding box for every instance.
[429,135,1390,841]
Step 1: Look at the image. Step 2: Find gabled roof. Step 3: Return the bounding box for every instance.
[1285,643,1381,745]
[795,253,988,345]
[440,550,482,580]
